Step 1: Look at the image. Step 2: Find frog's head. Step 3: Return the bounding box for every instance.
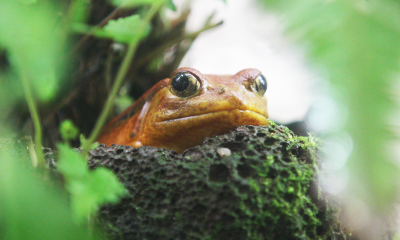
[140,67,269,152]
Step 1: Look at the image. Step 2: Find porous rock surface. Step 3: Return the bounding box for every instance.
[88,123,350,240]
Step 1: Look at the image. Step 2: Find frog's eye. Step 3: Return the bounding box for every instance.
[251,74,267,97]
[170,72,201,98]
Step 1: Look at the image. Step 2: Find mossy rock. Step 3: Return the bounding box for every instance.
[88,123,350,240]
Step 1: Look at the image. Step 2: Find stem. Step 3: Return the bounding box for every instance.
[72,8,121,53]
[21,75,44,167]
[135,21,223,68]
[81,3,162,157]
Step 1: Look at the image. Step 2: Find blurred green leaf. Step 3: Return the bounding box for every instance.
[80,134,100,150]
[0,1,68,102]
[60,119,80,141]
[263,0,400,212]
[110,0,166,8]
[17,0,37,4]
[68,0,90,23]
[166,0,176,11]
[57,144,126,224]
[93,15,151,43]
[0,139,94,239]
[114,94,135,114]
[0,71,24,121]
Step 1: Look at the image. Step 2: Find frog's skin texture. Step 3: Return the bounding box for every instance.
[97,67,268,153]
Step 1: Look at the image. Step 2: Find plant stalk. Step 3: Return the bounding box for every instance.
[82,3,163,157]
[21,75,44,167]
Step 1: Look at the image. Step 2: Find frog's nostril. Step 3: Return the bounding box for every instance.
[218,87,226,94]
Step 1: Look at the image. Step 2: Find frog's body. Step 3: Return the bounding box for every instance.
[98,67,268,153]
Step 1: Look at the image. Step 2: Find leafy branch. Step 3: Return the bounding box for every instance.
[81,3,164,157]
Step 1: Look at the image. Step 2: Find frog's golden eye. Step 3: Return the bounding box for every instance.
[251,74,267,97]
[170,72,201,98]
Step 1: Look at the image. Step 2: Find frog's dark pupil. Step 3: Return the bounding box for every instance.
[172,73,190,92]
[258,75,267,91]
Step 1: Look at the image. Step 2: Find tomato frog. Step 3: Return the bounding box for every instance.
[98,67,268,153]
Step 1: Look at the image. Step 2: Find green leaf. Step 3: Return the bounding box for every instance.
[57,143,126,224]
[110,0,166,8]
[0,71,24,122]
[114,93,135,114]
[80,134,100,150]
[0,1,68,102]
[166,0,176,11]
[57,144,88,176]
[94,15,151,43]
[0,140,94,239]
[68,0,90,23]
[263,0,400,213]
[60,119,80,141]
[17,0,37,4]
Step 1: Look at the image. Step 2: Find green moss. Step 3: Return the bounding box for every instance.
[89,123,351,240]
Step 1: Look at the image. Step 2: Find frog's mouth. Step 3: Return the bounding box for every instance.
[150,109,268,153]
[158,109,268,125]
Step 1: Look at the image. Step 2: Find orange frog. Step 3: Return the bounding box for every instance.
[98,67,268,153]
